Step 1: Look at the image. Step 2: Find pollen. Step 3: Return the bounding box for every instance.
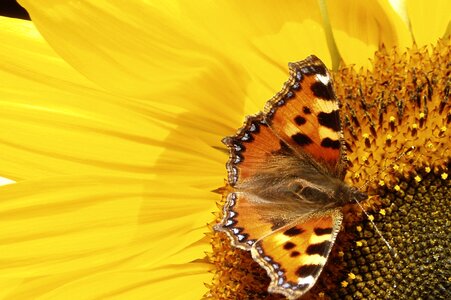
[356,241,363,247]
[367,215,374,221]
[424,167,431,173]
[394,185,401,191]
[341,281,349,287]
[336,40,449,192]
[379,209,386,215]
[441,173,448,180]
[356,226,362,232]
[348,273,356,280]
[414,175,422,182]
[378,180,385,186]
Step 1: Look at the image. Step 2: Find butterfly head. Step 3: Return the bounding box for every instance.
[334,184,368,207]
[349,186,368,202]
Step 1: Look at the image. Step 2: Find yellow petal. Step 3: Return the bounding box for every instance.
[0,17,178,180]
[327,0,412,68]
[1,263,211,299]
[0,176,212,297]
[0,95,172,181]
[15,0,237,100]
[0,177,15,186]
[388,0,410,27]
[406,0,451,46]
[0,17,226,193]
[245,18,331,113]
[144,264,212,300]
[18,1,331,111]
[181,1,331,112]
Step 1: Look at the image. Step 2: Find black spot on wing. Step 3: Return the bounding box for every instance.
[284,227,305,237]
[317,111,341,132]
[314,227,333,235]
[306,240,332,256]
[294,115,306,125]
[290,251,300,257]
[292,133,313,146]
[300,64,327,76]
[284,242,296,250]
[321,138,340,150]
[311,81,334,100]
[295,264,322,277]
[303,106,312,114]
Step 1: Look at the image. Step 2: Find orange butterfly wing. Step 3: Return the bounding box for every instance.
[217,56,358,299]
[251,209,343,300]
[216,192,287,250]
[218,114,300,248]
[264,56,345,177]
[223,113,286,186]
[223,56,345,188]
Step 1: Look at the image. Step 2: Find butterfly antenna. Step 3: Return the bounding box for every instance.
[352,198,397,258]
[352,146,416,258]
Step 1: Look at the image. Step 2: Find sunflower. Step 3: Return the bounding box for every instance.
[0,1,449,299]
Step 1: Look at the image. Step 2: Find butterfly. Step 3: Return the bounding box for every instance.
[215,55,368,299]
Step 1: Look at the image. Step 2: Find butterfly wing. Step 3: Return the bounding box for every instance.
[215,191,295,250]
[251,208,343,300]
[263,55,346,177]
[217,56,352,299]
[218,113,305,249]
[223,113,286,187]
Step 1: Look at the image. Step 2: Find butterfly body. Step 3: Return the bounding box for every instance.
[216,56,367,299]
